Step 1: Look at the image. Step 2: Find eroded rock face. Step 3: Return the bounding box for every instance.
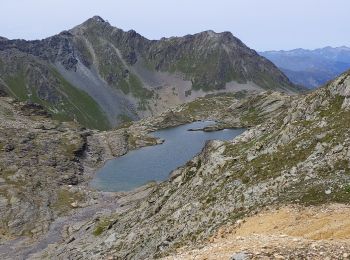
[37,71,350,259]
[0,98,88,239]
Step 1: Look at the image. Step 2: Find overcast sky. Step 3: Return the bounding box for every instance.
[1,0,348,51]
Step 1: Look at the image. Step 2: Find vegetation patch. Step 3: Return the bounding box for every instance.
[5,73,28,100]
[117,114,133,124]
[298,184,350,205]
[50,69,110,130]
[3,66,110,130]
[93,217,116,236]
[51,189,85,215]
[240,107,260,126]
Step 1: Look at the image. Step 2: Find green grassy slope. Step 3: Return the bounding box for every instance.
[3,66,110,130]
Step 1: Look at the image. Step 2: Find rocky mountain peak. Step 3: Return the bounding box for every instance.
[192,30,246,50]
[202,30,218,37]
[72,15,111,33]
[202,30,234,39]
[91,15,106,23]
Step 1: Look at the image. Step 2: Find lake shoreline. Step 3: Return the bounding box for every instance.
[90,121,245,192]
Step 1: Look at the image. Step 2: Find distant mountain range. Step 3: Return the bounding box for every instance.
[260,46,350,88]
[0,16,299,129]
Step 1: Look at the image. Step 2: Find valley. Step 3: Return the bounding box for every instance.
[0,13,349,260]
[1,69,350,258]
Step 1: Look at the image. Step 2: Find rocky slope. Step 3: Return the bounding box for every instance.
[260,46,350,88]
[22,71,350,259]
[0,98,88,241]
[1,69,349,259]
[168,204,350,259]
[0,96,161,244]
[0,87,293,259]
[0,16,299,129]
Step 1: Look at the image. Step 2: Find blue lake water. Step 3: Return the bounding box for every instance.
[90,121,245,192]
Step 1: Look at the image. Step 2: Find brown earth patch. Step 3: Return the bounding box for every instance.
[164,204,350,260]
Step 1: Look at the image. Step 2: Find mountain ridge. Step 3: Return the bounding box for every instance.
[0,16,299,129]
[260,46,350,88]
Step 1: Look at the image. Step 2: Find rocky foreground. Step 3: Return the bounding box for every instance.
[166,204,350,259]
[1,71,350,259]
[0,96,160,252]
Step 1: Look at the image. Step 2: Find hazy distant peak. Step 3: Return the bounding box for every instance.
[263,46,350,53]
[260,46,350,88]
[335,46,350,50]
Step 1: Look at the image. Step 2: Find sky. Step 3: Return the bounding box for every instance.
[0,0,349,51]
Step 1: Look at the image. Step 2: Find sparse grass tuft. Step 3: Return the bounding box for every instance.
[93,217,115,236]
[51,189,85,215]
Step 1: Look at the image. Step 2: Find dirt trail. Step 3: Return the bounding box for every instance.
[0,193,120,260]
[165,204,350,260]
